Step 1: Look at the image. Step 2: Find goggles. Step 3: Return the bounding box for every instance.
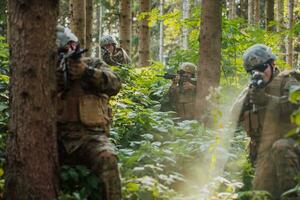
[247,59,273,73]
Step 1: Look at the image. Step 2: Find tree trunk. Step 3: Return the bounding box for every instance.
[248,0,254,25]
[70,0,86,48]
[265,0,275,31]
[196,0,222,123]
[275,0,284,32]
[182,0,190,49]
[120,0,132,57]
[159,0,164,63]
[95,2,103,58]
[5,0,59,199]
[287,0,294,67]
[85,0,93,57]
[228,0,237,19]
[239,0,248,19]
[254,0,260,25]
[138,0,150,67]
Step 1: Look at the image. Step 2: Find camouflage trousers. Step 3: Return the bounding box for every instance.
[58,123,121,200]
[253,138,300,200]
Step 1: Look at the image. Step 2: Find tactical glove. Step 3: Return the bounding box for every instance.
[69,59,87,80]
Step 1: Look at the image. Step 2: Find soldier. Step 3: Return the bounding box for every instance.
[231,44,300,199]
[100,35,131,66]
[168,62,197,120]
[56,25,122,199]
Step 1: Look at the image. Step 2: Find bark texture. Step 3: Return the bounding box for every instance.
[5,0,59,199]
[287,0,294,67]
[228,0,236,19]
[85,0,93,56]
[70,0,86,48]
[265,0,275,31]
[182,0,190,49]
[138,0,150,67]
[248,0,254,25]
[196,0,222,123]
[275,0,284,32]
[120,0,132,57]
[254,0,260,25]
[95,2,103,58]
[159,0,164,63]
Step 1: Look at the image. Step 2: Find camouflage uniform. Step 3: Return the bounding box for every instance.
[100,35,130,66]
[232,44,300,199]
[57,26,122,200]
[168,62,197,120]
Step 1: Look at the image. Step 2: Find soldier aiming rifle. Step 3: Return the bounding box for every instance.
[160,62,197,120]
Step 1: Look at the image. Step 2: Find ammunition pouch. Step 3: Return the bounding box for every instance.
[79,94,110,127]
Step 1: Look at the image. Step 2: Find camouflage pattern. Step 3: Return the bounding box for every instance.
[102,47,131,66]
[57,57,122,199]
[231,70,300,199]
[100,35,118,47]
[243,44,276,72]
[168,63,197,120]
[56,25,78,48]
[179,62,196,74]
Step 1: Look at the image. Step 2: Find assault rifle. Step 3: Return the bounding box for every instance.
[59,46,88,91]
[250,71,265,112]
[157,71,196,91]
[250,71,265,89]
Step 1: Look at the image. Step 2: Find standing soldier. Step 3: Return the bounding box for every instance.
[100,35,131,66]
[56,25,122,199]
[168,62,197,120]
[231,44,300,199]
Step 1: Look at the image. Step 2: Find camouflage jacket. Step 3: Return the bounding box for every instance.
[102,47,130,66]
[231,69,300,159]
[57,57,121,133]
[168,81,197,120]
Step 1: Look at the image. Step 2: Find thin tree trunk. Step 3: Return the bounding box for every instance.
[248,0,254,25]
[182,0,190,49]
[287,0,294,67]
[70,0,86,48]
[275,0,284,32]
[95,2,101,58]
[96,3,103,58]
[138,0,150,67]
[196,0,222,123]
[228,0,237,19]
[239,0,248,19]
[120,0,132,57]
[254,0,260,25]
[159,0,164,63]
[5,0,59,199]
[265,0,275,31]
[86,0,93,56]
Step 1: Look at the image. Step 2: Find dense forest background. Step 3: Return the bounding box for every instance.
[0,0,300,199]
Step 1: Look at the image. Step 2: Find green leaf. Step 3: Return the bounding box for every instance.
[126,182,140,192]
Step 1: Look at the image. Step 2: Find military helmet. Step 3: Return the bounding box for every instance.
[56,25,78,48]
[243,44,276,72]
[179,62,197,74]
[100,35,118,47]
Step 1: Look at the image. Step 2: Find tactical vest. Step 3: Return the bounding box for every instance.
[57,59,112,135]
[244,70,298,163]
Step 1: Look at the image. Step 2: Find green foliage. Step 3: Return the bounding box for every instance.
[58,165,102,200]
[237,190,272,200]
[109,63,249,199]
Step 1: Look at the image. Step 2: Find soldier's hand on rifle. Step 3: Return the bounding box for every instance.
[182,81,196,91]
[249,87,268,106]
[171,75,180,86]
[69,59,87,80]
